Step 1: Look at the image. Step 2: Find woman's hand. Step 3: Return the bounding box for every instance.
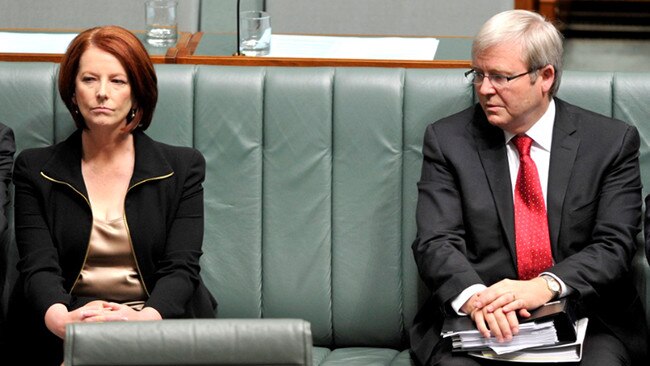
[44,301,163,339]
[82,303,162,322]
[44,301,110,339]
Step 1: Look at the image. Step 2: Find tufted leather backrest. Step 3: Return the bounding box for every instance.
[1,63,648,350]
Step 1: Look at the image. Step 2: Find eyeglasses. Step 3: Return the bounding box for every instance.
[464,68,539,88]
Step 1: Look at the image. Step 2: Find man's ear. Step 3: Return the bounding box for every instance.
[540,65,555,94]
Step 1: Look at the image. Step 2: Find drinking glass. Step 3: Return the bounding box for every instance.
[240,11,271,56]
[145,0,178,46]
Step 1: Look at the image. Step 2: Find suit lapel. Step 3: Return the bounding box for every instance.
[547,100,579,255]
[470,108,518,261]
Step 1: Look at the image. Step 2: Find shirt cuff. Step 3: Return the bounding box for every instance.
[540,272,572,298]
[450,284,488,316]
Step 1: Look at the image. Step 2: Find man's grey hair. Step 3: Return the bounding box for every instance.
[472,10,564,97]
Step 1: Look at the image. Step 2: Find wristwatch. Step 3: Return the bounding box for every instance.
[541,275,561,300]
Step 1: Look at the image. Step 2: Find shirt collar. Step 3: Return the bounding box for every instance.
[504,99,555,151]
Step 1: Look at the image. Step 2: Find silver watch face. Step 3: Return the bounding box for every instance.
[546,276,560,292]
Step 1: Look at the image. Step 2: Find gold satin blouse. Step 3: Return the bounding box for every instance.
[71,216,147,309]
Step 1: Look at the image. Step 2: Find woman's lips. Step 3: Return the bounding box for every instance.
[91,106,113,113]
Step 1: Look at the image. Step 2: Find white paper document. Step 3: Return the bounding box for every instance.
[266,34,439,60]
[0,32,77,53]
[445,320,559,355]
[469,318,589,363]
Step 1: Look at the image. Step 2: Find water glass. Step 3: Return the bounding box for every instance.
[240,11,271,56]
[145,0,178,46]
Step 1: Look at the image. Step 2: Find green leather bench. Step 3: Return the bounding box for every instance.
[1,62,648,365]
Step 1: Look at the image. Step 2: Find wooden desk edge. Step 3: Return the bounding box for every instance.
[0,30,191,64]
[0,52,171,64]
[176,55,470,68]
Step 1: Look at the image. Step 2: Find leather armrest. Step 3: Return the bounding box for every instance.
[64,318,313,365]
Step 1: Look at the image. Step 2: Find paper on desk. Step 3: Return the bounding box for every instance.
[0,32,77,53]
[266,34,439,60]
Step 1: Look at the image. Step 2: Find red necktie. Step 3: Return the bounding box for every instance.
[512,135,553,280]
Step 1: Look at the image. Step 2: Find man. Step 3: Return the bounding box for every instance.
[410,10,647,366]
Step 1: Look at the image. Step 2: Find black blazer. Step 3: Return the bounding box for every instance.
[0,123,15,333]
[5,129,216,365]
[644,195,650,263]
[410,99,647,365]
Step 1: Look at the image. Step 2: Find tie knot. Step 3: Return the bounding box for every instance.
[512,134,533,157]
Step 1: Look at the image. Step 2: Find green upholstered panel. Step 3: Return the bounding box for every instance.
[53,93,76,144]
[319,347,399,366]
[0,61,58,317]
[0,62,57,153]
[147,64,196,147]
[313,347,332,365]
[613,73,650,198]
[51,63,77,144]
[556,71,613,117]
[612,72,650,334]
[262,67,335,345]
[194,66,265,319]
[401,69,475,332]
[389,350,416,366]
[331,68,404,348]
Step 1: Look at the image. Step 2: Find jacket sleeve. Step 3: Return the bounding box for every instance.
[144,148,208,317]
[0,124,15,235]
[13,150,72,317]
[412,123,483,311]
[549,124,642,299]
[0,123,16,316]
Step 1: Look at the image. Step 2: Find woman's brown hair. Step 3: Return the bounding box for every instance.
[58,25,158,131]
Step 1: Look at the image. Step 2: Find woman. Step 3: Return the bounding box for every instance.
[5,25,217,365]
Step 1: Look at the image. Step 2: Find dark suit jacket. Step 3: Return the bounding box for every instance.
[0,123,15,336]
[410,99,647,365]
[645,195,650,263]
[5,129,217,365]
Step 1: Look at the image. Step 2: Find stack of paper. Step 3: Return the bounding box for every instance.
[440,299,586,362]
[444,319,559,354]
[469,318,589,363]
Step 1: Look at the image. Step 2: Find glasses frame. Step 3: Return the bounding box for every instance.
[465,68,540,88]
